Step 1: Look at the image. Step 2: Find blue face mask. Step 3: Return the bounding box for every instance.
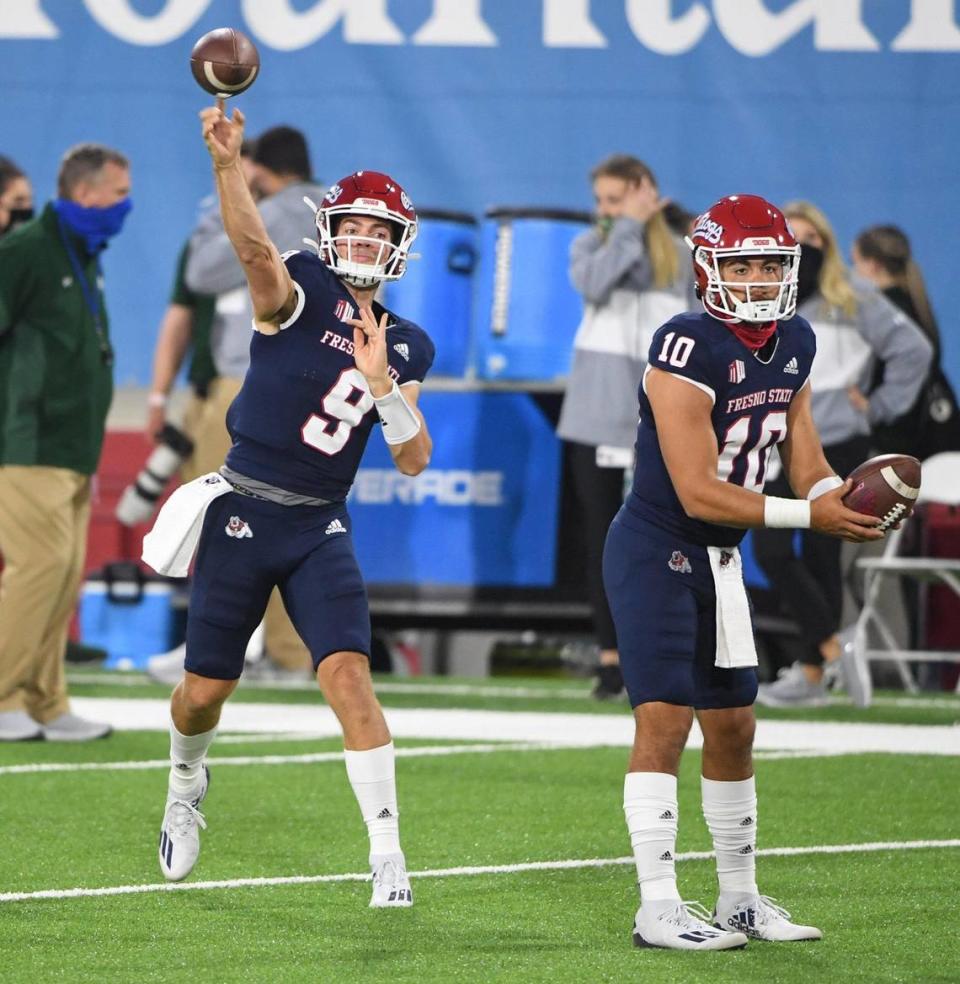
[53,197,132,253]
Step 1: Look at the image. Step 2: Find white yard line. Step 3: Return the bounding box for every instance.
[0,741,576,776]
[65,697,960,756]
[0,741,855,777]
[2,839,957,904]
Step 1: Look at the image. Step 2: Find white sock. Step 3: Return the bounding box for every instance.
[623,772,682,904]
[344,742,401,861]
[168,718,216,799]
[701,775,759,897]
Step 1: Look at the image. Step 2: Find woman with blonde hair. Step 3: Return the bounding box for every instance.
[557,154,693,699]
[754,200,933,709]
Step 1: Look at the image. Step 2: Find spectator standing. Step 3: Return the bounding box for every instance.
[0,156,34,237]
[557,155,693,699]
[853,224,960,459]
[754,202,933,709]
[0,144,131,741]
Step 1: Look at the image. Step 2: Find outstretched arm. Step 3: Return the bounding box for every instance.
[198,104,295,331]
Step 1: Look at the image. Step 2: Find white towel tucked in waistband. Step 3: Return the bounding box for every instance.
[142,472,232,577]
[707,545,758,669]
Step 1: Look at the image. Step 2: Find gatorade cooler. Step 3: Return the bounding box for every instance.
[472,207,591,380]
[382,209,477,377]
[79,562,182,670]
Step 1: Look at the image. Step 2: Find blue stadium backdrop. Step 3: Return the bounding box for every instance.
[2,1,957,587]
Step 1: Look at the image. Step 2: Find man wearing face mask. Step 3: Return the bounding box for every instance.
[0,143,132,741]
[753,200,932,709]
[0,157,34,237]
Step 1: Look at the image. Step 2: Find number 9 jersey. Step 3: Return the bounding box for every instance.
[224,250,435,502]
[626,310,816,547]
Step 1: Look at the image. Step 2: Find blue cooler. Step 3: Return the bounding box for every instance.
[382,209,477,377]
[79,562,181,670]
[472,207,591,380]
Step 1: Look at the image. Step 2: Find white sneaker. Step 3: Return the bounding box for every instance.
[40,712,111,741]
[146,643,187,686]
[714,893,822,941]
[632,899,748,950]
[158,766,209,882]
[0,710,42,741]
[756,662,829,708]
[369,853,413,908]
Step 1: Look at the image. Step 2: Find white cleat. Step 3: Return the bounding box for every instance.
[633,900,748,950]
[158,766,209,882]
[369,853,413,908]
[714,894,823,942]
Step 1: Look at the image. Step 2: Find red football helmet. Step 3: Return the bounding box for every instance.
[685,195,800,323]
[313,170,417,288]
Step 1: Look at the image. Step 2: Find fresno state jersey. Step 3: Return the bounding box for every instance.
[224,251,434,501]
[626,310,816,547]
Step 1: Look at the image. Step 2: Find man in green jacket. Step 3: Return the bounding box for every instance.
[0,143,131,741]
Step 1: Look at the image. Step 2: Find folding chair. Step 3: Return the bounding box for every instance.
[850,452,960,704]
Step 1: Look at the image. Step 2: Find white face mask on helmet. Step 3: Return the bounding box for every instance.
[310,171,418,289]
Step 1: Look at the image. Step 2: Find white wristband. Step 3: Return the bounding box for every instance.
[764,496,811,529]
[807,475,844,501]
[373,380,421,446]
[147,392,168,408]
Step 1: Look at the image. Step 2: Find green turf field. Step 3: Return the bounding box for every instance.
[1,673,957,983]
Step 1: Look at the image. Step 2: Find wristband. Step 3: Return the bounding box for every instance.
[373,380,421,446]
[764,496,811,529]
[807,475,843,501]
[147,392,168,408]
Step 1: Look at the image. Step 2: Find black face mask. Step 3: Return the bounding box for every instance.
[796,243,824,306]
[1,207,34,237]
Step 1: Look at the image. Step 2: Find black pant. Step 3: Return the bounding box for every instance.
[567,441,623,651]
[752,436,870,668]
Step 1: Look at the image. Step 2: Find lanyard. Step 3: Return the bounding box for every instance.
[55,215,113,367]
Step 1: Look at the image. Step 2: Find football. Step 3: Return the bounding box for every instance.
[842,454,922,531]
[190,28,260,98]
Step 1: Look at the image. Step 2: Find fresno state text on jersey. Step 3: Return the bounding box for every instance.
[224,250,435,501]
[626,310,816,547]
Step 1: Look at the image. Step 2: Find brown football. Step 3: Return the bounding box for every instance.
[842,454,922,531]
[190,28,260,98]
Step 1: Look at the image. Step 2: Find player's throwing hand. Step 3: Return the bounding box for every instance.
[199,104,245,169]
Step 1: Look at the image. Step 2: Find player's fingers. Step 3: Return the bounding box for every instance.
[352,325,367,347]
[378,312,390,331]
[216,97,225,114]
[233,107,245,129]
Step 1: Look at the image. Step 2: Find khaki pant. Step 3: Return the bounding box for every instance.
[0,466,90,721]
[182,378,311,673]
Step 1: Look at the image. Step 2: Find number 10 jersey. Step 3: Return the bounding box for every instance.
[627,310,817,547]
[224,250,435,502]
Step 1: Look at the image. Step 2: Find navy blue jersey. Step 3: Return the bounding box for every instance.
[626,311,817,547]
[224,251,435,501]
